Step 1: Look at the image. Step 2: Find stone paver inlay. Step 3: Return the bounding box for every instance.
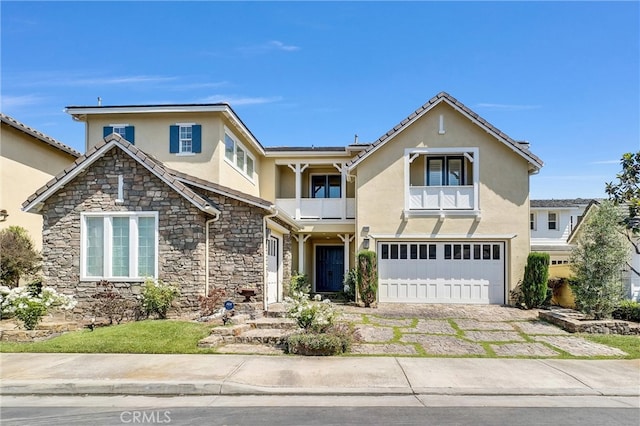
[491,343,559,357]
[535,336,628,356]
[454,320,515,331]
[464,331,525,342]
[367,317,414,327]
[355,325,395,343]
[402,319,456,334]
[419,335,486,355]
[350,343,418,355]
[514,321,568,335]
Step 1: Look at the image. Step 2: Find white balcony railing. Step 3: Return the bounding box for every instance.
[276,198,356,220]
[409,185,475,210]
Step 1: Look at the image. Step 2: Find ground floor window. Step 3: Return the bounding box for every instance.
[81,212,158,280]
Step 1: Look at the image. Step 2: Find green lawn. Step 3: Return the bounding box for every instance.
[583,334,640,359]
[0,320,217,354]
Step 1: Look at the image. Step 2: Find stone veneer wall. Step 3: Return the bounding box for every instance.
[39,146,294,320]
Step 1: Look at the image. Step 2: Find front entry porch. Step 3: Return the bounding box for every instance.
[293,232,355,294]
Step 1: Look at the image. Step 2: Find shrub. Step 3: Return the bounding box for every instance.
[0,226,41,287]
[0,285,76,330]
[285,291,337,333]
[570,201,629,319]
[613,300,640,322]
[288,273,310,295]
[357,250,378,307]
[91,280,137,325]
[286,332,344,356]
[521,252,550,309]
[198,288,226,317]
[141,278,180,319]
[341,268,357,302]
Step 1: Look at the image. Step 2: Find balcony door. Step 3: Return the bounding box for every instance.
[427,156,465,186]
[311,175,341,198]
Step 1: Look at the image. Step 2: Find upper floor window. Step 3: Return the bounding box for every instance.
[224,130,254,180]
[104,125,135,144]
[170,124,201,154]
[426,156,467,186]
[530,213,537,231]
[548,212,558,230]
[311,175,341,198]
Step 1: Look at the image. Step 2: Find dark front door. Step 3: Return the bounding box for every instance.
[316,246,344,292]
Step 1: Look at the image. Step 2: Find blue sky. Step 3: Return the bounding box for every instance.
[2,1,638,200]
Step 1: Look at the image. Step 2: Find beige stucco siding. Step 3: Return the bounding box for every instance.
[354,103,531,294]
[1,125,78,250]
[85,113,262,198]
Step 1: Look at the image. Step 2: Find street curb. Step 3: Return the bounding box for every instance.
[2,381,638,397]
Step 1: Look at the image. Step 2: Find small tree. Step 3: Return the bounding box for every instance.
[522,252,550,309]
[570,200,629,319]
[0,226,42,287]
[357,250,377,307]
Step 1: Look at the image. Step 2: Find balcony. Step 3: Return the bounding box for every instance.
[409,185,475,210]
[276,198,356,220]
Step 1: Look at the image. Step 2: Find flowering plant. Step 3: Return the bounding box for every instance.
[0,285,77,330]
[141,278,180,319]
[284,291,337,333]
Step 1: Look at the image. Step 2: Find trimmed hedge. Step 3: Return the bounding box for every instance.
[522,252,550,309]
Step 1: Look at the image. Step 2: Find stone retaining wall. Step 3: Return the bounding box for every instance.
[539,308,640,335]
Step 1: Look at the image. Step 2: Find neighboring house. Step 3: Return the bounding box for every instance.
[1,113,80,251]
[22,92,543,317]
[530,198,595,264]
[567,201,640,301]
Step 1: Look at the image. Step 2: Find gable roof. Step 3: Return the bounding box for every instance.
[22,134,221,216]
[531,198,598,208]
[566,200,601,244]
[1,113,81,158]
[345,92,543,172]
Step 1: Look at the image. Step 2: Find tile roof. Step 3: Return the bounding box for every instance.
[1,113,81,158]
[345,92,544,170]
[530,198,600,208]
[22,134,220,215]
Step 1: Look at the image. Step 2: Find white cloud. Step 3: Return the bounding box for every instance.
[238,40,300,55]
[200,94,283,106]
[7,72,177,88]
[589,160,620,165]
[0,94,47,109]
[475,103,541,111]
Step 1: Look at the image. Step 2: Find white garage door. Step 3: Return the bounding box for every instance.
[378,241,505,304]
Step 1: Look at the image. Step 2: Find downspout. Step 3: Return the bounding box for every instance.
[205,207,221,297]
[263,206,279,311]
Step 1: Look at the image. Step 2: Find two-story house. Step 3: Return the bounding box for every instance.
[1,114,80,251]
[22,92,543,317]
[530,198,595,264]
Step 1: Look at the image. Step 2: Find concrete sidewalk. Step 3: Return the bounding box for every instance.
[1,353,638,398]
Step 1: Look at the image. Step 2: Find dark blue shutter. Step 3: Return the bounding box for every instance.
[103,126,113,138]
[124,126,135,144]
[192,125,202,153]
[169,125,179,153]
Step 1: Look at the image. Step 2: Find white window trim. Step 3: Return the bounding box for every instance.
[109,124,128,137]
[224,126,255,183]
[548,211,558,231]
[177,124,194,154]
[403,147,480,215]
[309,173,342,199]
[80,211,159,282]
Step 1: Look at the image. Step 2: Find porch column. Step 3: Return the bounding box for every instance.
[334,163,347,220]
[288,163,308,220]
[337,233,355,276]
[294,233,311,274]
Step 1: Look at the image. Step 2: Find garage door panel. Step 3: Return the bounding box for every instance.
[378,241,505,304]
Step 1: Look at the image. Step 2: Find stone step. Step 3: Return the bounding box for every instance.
[247,317,297,330]
[226,328,295,345]
[209,323,251,336]
[197,335,223,348]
